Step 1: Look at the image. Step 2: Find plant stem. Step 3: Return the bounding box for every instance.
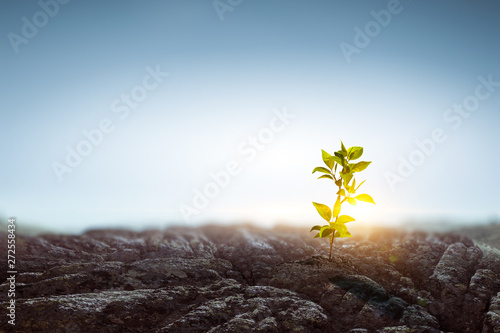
[329,175,343,262]
[329,234,334,262]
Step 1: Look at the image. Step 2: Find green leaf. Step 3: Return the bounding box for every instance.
[337,215,355,223]
[321,150,335,170]
[319,226,333,238]
[310,225,322,232]
[356,180,366,191]
[347,147,363,160]
[341,172,353,186]
[351,161,371,173]
[335,179,342,187]
[348,178,356,194]
[314,233,320,238]
[330,222,347,237]
[341,141,347,156]
[312,202,332,222]
[334,230,352,238]
[312,167,331,174]
[336,189,346,196]
[348,197,357,206]
[330,155,342,165]
[334,150,344,159]
[318,174,334,180]
[330,221,348,234]
[332,197,341,218]
[355,194,376,204]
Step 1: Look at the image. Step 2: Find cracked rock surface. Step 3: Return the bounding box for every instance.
[1,225,500,332]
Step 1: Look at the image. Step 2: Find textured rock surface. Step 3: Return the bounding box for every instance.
[1,225,499,332]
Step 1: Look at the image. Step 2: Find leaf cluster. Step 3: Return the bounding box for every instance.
[310,141,375,240]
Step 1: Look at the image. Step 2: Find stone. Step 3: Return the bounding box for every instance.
[0,225,498,332]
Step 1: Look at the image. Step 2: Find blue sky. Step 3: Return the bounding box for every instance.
[1,0,499,233]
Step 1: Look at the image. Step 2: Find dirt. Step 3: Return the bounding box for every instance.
[1,225,500,332]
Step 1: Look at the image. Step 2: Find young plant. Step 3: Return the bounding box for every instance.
[310,141,375,261]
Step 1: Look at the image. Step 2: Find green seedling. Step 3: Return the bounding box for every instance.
[310,141,376,261]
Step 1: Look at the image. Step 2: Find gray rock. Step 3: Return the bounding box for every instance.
[483,292,500,333]
[427,242,484,330]
[0,225,498,332]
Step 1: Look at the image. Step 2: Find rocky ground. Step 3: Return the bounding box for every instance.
[1,225,500,332]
